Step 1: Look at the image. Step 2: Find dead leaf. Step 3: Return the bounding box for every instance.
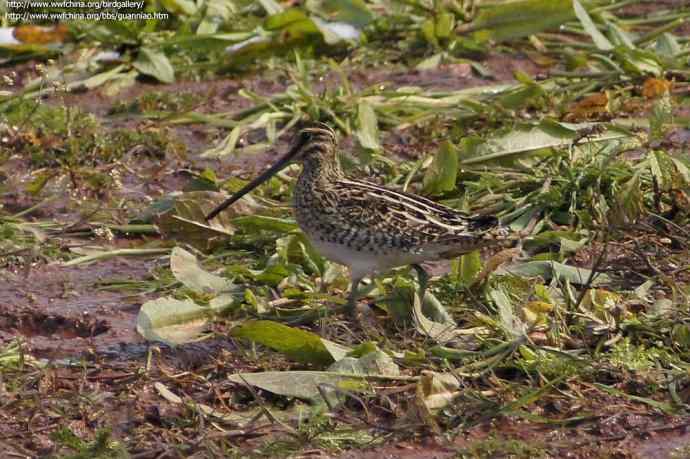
[642,78,672,99]
[564,92,610,122]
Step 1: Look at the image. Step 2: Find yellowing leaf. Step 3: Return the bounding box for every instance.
[423,141,458,195]
[522,301,554,326]
[170,247,236,295]
[642,78,672,99]
[355,101,380,150]
[564,92,610,122]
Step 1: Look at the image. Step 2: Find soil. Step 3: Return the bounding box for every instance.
[1,32,690,458]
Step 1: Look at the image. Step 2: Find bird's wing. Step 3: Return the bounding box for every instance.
[330,179,500,248]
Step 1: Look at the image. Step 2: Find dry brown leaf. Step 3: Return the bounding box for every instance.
[13,24,70,44]
[564,92,610,122]
[642,78,672,99]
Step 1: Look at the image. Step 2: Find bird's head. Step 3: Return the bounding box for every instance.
[205,122,337,221]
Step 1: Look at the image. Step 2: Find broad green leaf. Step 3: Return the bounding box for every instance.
[423,141,458,195]
[264,8,309,30]
[606,21,634,49]
[468,0,573,42]
[154,381,291,427]
[411,286,462,344]
[230,215,298,233]
[435,12,455,39]
[170,247,235,295]
[154,191,237,252]
[459,122,628,166]
[496,82,543,110]
[617,48,663,76]
[133,48,175,84]
[25,171,52,195]
[70,64,128,91]
[231,320,350,366]
[573,0,613,51]
[489,288,525,338]
[500,260,610,286]
[355,101,380,150]
[452,250,481,286]
[329,350,400,376]
[421,18,438,46]
[136,297,219,346]
[307,0,373,28]
[656,33,681,58]
[227,371,371,401]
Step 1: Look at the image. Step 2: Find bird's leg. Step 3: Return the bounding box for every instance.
[345,276,363,317]
[411,264,429,303]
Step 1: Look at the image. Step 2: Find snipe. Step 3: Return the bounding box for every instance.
[207,123,510,314]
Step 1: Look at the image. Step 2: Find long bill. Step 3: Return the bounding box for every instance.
[205,136,305,221]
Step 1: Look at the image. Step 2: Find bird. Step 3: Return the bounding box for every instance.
[206,122,511,316]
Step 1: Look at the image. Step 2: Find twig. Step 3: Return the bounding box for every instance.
[573,227,611,310]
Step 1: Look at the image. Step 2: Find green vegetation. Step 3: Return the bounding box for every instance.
[0,0,689,457]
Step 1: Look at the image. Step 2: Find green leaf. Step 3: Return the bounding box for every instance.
[500,260,610,286]
[435,12,455,39]
[136,297,217,346]
[308,0,373,28]
[655,33,681,58]
[197,0,235,34]
[133,48,175,84]
[606,21,634,49]
[355,100,380,150]
[616,48,663,76]
[329,350,400,376]
[469,0,573,42]
[496,82,543,110]
[230,215,298,233]
[423,141,458,195]
[573,0,613,51]
[489,288,525,338]
[227,371,371,401]
[264,8,309,30]
[25,171,52,195]
[421,18,438,46]
[71,64,128,91]
[452,250,482,286]
[153,191,236,252]
[231,320,350,366]
[460,122,628,166]
[170,247,236,295]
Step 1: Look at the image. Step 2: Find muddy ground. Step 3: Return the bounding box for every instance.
[2,11,690,458]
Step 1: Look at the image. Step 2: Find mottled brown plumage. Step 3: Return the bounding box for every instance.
[207,123,510,313]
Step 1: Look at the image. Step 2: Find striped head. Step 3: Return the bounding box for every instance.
[205,122,339,221]
[290,122,338,163]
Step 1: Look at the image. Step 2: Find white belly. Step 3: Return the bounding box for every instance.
[308,238,421,280]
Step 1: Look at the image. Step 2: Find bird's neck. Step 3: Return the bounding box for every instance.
[300,146,343,186]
